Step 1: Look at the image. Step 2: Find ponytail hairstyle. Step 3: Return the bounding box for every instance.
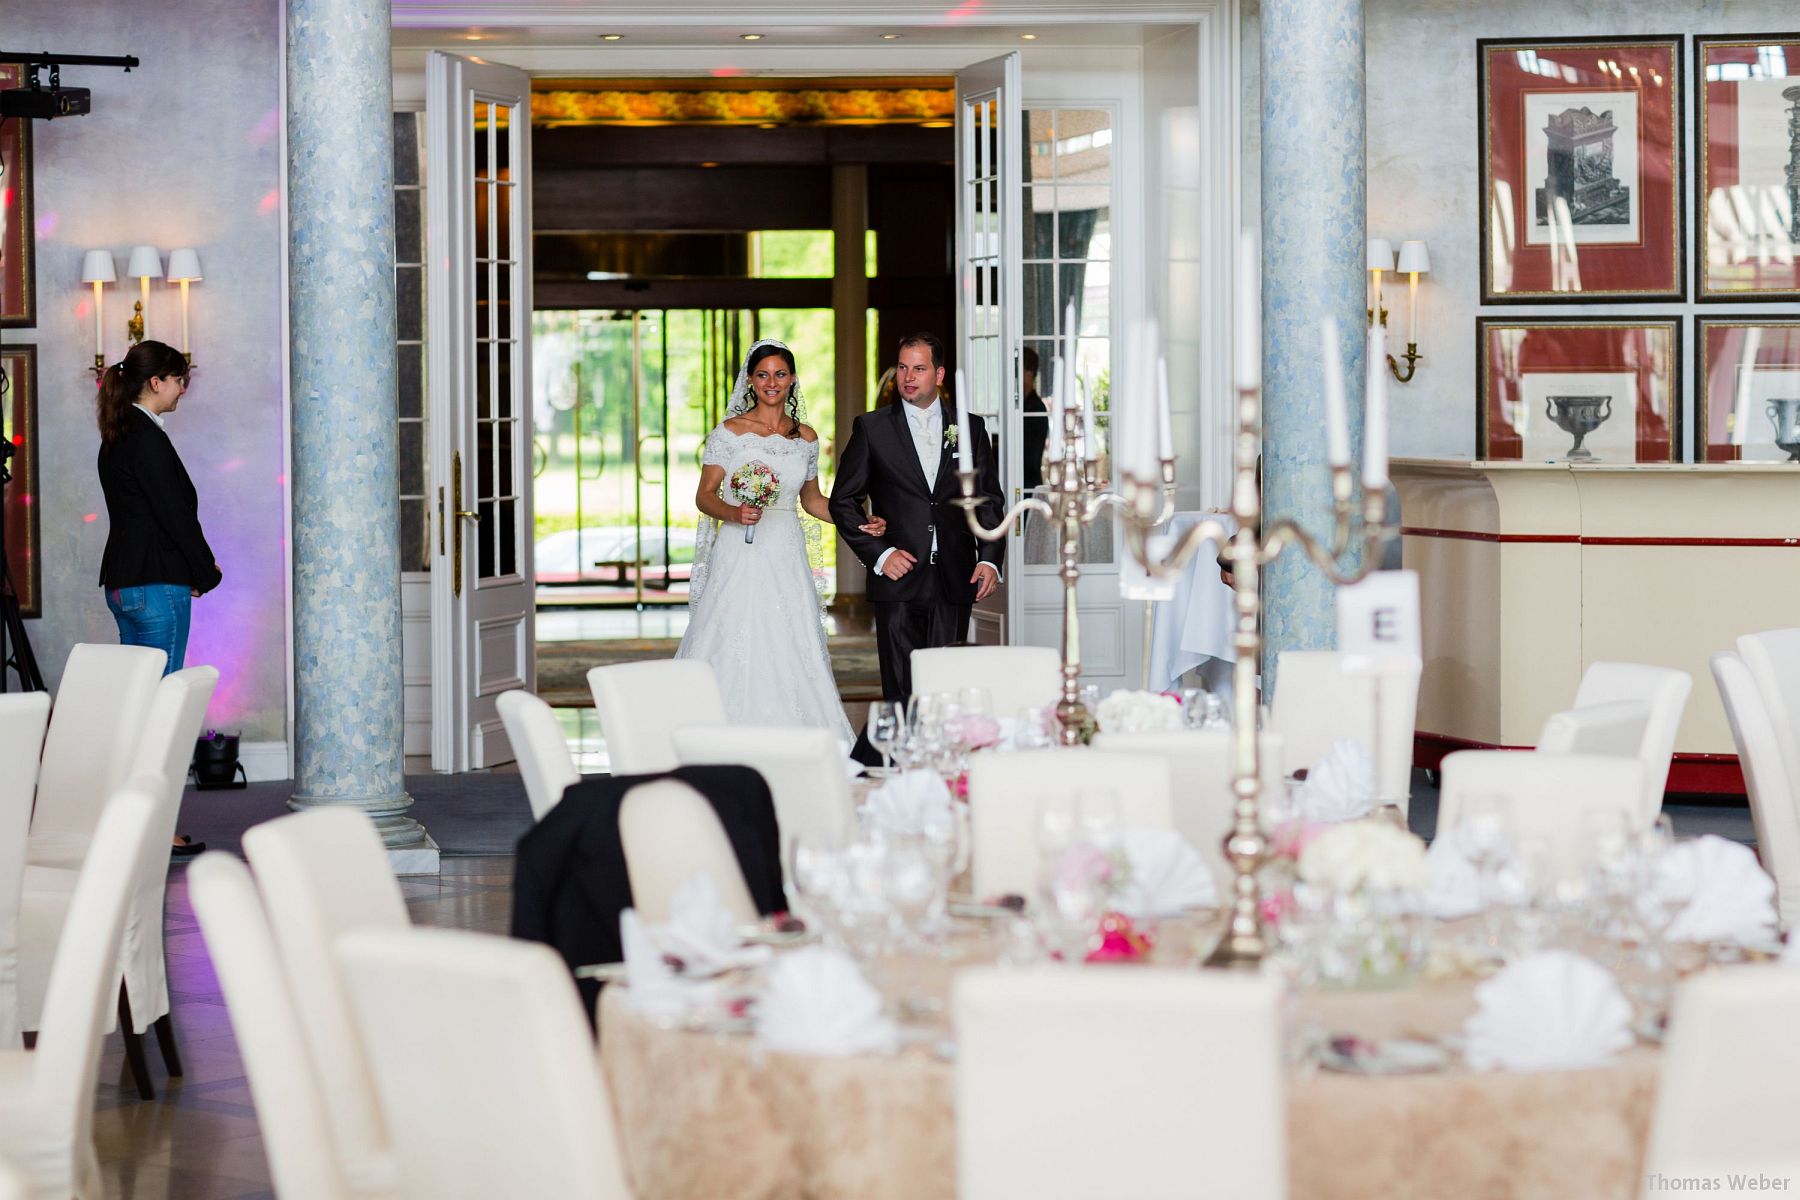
[98,340,188,446]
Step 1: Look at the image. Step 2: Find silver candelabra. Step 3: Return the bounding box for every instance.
[1117,376,1395,969]
[951,407,1173,747]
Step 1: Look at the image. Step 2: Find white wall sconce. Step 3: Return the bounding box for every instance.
[80,249,117,379]
[1367,237,1430,382]
[166,248,202,366]
[1365,238,1394,328]
[125,245,162,347]
[1390,239,1430,382]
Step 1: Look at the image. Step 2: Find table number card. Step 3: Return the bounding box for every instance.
[1336,570,1421,665]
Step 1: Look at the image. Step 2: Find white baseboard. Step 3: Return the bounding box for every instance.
[238,741,292,783]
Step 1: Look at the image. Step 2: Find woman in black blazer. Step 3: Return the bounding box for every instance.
[96,339,222,675]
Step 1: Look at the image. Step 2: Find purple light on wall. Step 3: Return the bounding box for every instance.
[35,210,58,238]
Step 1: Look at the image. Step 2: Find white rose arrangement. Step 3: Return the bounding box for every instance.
[1297,819,1429,895]
[1095,690,1185,735]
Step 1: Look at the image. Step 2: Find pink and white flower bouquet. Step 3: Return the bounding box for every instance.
[730,460,781,543]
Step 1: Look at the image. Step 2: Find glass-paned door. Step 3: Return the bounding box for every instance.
[530,307,841,607]
[426,51,535,771]
[956,54,1023,645]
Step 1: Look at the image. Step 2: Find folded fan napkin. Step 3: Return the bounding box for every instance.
[658,871,771,975]
[1412,837,1484,920]
[1462,950,1633,1072]
[1109,829,1218,917]
[619,908,716,1019]
[1656,835,1778,946]
[1294,740,1377,825]
[864,770,955,838]
[754,946,899,1057]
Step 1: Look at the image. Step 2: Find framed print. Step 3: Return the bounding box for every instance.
[0,344,39,617]
[1477,317,1680,463]
[1694,316,1800,462]
[0,63,36,328]
[1695,35,1800,299]
[1479,37,1684,302]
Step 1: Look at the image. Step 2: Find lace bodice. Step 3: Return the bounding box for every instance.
[702,426,819,512]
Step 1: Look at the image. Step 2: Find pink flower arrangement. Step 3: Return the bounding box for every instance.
[1084,913,1154,963]
[946,713,1001,751]
[1268,818,1327,862]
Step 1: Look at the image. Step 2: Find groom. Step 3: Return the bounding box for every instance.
[831,332,1006,721]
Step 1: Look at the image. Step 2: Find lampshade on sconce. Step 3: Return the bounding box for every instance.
[125,245,162,346]
[167,249,202,364]
[80,250,117,284]
[81,250,117,376]
[1396,240,1431,275]
[1365,239,1396,271]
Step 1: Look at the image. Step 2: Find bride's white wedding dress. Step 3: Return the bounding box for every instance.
[675,426,852,743]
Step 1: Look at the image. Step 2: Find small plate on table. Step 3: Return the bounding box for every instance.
[1316,1035,1451,1076]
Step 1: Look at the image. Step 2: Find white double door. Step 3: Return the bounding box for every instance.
[424,50,535,771]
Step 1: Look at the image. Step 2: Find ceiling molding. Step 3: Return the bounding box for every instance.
[391,3,1217,29]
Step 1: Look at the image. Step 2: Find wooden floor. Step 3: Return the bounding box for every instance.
[91,855,514,1200]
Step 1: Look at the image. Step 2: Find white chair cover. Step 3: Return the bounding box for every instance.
[243,809,409,1194]
[1570,661,1692,820]
[0,1158,24,1200]
[965,750,1172,899]
[955,966,1285,1200]
[0,783,156,1200]
[26,644,166,867]
[616,779,759,924]
[587,659,727,774]
[337,927,634,1200]
[1711,652,1800,931]
[496,690,580,821]
[1438,750,1643,878]
[1643,966,1800,1189]
[910,646,1061,715]
[672,723,855,856]
[1090,729,1284,893]
[14,668,216,1037]
[0,694,50,1050]
[1535,698,1652,758]
[189,853,359,1200]
[1271,650,1420,809]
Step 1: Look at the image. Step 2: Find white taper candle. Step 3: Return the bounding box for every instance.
[954,368,974,472]
[93,282,104,357]
[1047,355,1066,459]
[1363,322,1390,491]
[1155,353,1174,463]
[1235,228,1260,390]
[1321,317,1350,468]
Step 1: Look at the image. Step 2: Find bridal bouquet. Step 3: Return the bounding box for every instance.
[730,460,781,543]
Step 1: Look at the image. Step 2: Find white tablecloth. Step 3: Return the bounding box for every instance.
[1143,511,1237,694]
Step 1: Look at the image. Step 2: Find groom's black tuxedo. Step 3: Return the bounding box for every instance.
[830,398,1005,704]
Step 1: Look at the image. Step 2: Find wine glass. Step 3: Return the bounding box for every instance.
[1455,794,1514,956]
[1014,706,1054,750]
[957,687,994,719]
[868,701,903,775]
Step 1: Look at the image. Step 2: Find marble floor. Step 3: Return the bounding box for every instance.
[90,855,514,1200]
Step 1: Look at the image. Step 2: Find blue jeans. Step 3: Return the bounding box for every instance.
[106,584,192,677]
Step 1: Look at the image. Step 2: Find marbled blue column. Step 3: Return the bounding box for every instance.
[1260,0,1367,691]
[286,0,425,851]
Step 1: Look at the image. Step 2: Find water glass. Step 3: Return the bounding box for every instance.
[957,687,994,719]
[868,701,904,773]
[1014,706,1055,750]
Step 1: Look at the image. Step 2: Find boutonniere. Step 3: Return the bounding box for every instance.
[943,424,960,451]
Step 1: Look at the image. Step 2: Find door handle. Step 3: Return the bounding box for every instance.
[452,451,470,598]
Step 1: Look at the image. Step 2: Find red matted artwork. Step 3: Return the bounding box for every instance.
[1695,35,1800,299]
[0,344,39,617]
[1477,318,1680,463]
[1695,316,1800,462]
[1479,37,1684,303]
[0,63,37,328]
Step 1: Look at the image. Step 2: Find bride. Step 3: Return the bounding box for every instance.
[675,339,882,742]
